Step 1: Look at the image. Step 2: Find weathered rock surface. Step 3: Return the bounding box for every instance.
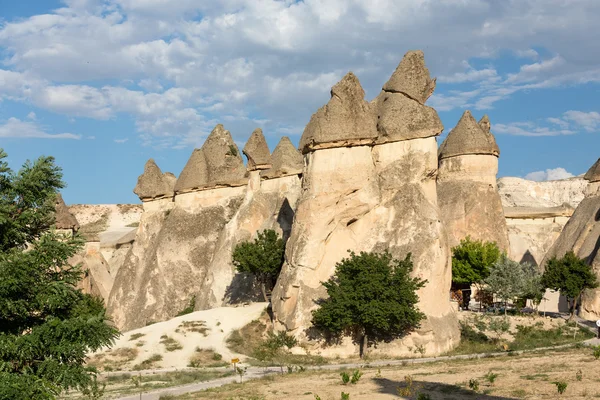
[584,158,600,182]
[202,124,247,186]
[54,194,79,231]
[133,159,173,200]
[299,72,378,154]
[382,50,436,104]
[260,137,303,179]
[243,128,272,171]
[437,112,508,251]
[174,149,209,193]
[542,162,600,319]
[272,52,459,357]
[498,176,587,209]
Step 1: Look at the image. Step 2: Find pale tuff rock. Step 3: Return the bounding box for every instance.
[438,111,500,160]
[437,112,509,252]
[54,194,79,231]
[174,149,209,193]
[299,72,378,154]
[202,124,247,187]
[542,159,600,319]
[261,137,304,179]
[164,172,177,193]
[382,50,437,104]
[133,159,173,200]
[584,158,600,182]
[498,176,587,209]
[243,128,272,171]
[272,52,459,357]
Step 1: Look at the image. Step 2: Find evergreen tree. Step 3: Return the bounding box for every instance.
[0,149,119,399]
[232,229,285,302]
[311,251,426,358]
[542,251,598,320]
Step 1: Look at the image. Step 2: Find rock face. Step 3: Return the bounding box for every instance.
[107,126,303,331]
[542,159,600,319]
[497,176,587,266]
[437,111,509,251]
[133,160,173,200]
[261,137,303,179]
[299,72,378,153]
[243,128,272,171]
[54,194,79,231]
[271,50,459,357]
[498,176,587,209]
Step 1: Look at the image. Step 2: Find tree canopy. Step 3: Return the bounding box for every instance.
[451,237,501,286]
[311,251,426,358]
[232,229,285,302]
[542,251,598,319]
[0,149,119,399]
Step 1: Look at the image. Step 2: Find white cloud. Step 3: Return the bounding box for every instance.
[0,0,600,145]
[494,121,574,137]
[26,112,36,120]
[524,167,574,182]
[0,118,80,139]
[114,138,129,143]
[562,111,600,132]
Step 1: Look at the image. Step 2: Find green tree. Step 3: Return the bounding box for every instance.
[541,251,598,320]
[485,255,524,314]
[232,229,285,302]
[311,251,426,358]
[451,237,501,310]
[520,262,545,310]
[0,149,119,399]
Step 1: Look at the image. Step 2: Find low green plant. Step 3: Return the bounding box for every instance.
[160,335,183,352]
[398,375,421,397]
[552,381,567,394]
[340,371,350,384]
[487,317,510,339]
[469,378,480,391]
[340,392,350,400]
[314,395,322,400]
[212,352,223,361]
[176,296,196,316]
[593,346,600,360]
[417,393,431,400]
[129,333,145,341]
[350,370,362,384]
[236,366,247,383]
[484,371,498,386]
[576,369,582,381]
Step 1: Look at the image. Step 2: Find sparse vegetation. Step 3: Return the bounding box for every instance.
[132,353,163,370]
[188,348,228,368]
[553,380,568,394]
[176,296,196,316]
[129,333,145,341]
[179,320,209,336]
[160,335,183,352]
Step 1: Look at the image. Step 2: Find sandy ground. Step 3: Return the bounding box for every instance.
[88,303,268,371]
[179,346,600,399]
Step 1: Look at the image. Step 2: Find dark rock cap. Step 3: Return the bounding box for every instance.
[584,158,600,182]
[261,137,303,179]
[243,128,272,171]
[133,159,171,200]
[201,124,247,186]
[54,194,80,231]
[382,50,437,105]
[174,149,209,193]
[438,111,500,160]
[298,72,377,154]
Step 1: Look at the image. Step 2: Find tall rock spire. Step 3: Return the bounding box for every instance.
[438,110,500,160]
[261,136,303,179]
[133,159,172,200]
[584,158,600,182]
[201,124,246,187]
[382,50,437,104]
[174,149,209,193]
[54,194,79,231]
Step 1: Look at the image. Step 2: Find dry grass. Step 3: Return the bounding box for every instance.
[225,311,271,356]
[174,346,600,399]
[160,335,183,352]
[87,347,139,372]
[178,320,210,336]
[132,353,163,371]
[188,348,229,368]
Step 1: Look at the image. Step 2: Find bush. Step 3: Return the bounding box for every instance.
[553,381,567,394]
[593,346,600,360]
[340,371,350,384]
[350,370,362,384]
[468,379,479,391]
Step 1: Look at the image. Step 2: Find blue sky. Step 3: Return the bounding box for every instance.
[0,0,599,204]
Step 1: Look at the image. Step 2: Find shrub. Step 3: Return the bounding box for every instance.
[484,371,498,385]
[129,333,145,341]
[340,371,350,384]
[350,370,362,384]
[468,379,479,391]
[340,392,350,400]
[176,296,196,316]
[593,346,600,360]
[576,369,582,381]
[553,381,567,394]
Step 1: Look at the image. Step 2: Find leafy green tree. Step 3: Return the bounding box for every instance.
[232,229,285,302]
[542,251,598,320]
[520,262,545,309]
[311,251,426,358]
[451,237,501,310]
[0,149,119,399]
[485,255,524,314]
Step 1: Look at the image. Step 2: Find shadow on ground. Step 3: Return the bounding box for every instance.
[373,377,516,399]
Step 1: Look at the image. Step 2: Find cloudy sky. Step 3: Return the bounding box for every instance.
[1,0,599,204]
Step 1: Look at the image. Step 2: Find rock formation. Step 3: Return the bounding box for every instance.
[261,137,304,179]
[497,176,587,266]
[542,158,600,319]
[133,159,174,200]
[108,125,303,331]
[243,128,272,171]
[437,111,509,252]
[54,194,80,232]
[271,50,459,357]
